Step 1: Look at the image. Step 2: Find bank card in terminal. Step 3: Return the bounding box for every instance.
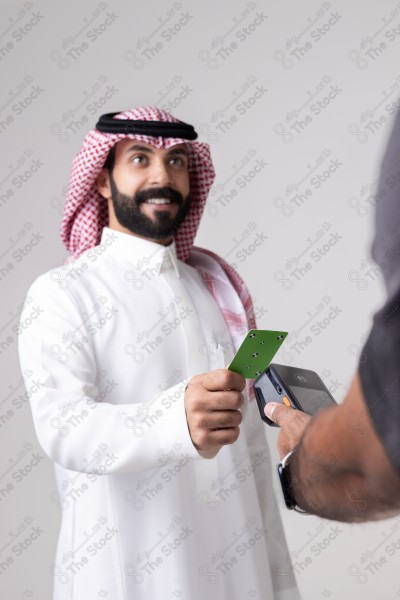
[228,329,288,379]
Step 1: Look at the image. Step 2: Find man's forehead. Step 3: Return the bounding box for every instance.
[115,139,189,156]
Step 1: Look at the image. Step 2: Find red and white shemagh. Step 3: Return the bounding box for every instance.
[61,106,256,383]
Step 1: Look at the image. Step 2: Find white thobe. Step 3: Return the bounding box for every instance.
[18,227,301,600]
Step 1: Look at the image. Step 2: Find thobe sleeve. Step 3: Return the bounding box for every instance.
[17,276,202,474]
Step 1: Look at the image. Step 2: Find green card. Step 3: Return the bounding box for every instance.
[228,329,288,379]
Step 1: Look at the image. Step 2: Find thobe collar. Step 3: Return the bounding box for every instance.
[100,226,181,278]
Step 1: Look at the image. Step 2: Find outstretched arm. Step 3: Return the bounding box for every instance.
[18,276,245,475]
[265,372,400,522]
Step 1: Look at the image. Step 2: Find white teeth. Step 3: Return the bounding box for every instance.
[145,199,172,205]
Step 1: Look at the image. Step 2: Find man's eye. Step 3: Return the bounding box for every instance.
[131,155,146,164]
[169,157,185,166]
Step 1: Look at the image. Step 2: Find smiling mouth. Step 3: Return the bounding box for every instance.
[144,198,174,205]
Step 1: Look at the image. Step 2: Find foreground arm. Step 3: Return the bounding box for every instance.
[265,372,400,522]
[265,108,400,521]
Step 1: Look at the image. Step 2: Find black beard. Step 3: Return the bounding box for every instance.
[109,173,191,241]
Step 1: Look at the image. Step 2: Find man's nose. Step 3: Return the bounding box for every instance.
[148,160,171,186]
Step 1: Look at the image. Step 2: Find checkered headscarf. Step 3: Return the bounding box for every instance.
[61,106,215,262]
[61,106,256,363]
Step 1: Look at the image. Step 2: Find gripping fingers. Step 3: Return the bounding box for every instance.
[213,390,244,410]
[202,369,246,392]
[208,427,240,446]
[200,410,243,430]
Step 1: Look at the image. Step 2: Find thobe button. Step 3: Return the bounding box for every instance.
[160,249,179,277]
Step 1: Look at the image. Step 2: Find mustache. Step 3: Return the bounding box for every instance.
[135,187,184,205]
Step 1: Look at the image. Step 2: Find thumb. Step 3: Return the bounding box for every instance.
[264,402,293,426]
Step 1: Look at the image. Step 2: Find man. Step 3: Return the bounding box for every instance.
[264,109,400,523]
[18,107,301,599]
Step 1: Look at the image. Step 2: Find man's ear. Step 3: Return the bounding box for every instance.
[96,168,112,200]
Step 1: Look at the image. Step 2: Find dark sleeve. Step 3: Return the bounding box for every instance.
[359,109,400,472]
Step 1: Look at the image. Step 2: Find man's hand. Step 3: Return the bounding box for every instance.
[184,369,246,458]
[265,374,400,521]
[264,402,311,458]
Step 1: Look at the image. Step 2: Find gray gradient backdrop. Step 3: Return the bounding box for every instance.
[2,1,400,598]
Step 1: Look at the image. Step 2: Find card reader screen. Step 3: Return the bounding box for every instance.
[290,385,335,415]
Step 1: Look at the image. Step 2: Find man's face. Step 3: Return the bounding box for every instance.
[97,139,191,244]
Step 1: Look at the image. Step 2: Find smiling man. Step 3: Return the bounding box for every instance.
[18,107,301,600]
[100,140,192,243]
